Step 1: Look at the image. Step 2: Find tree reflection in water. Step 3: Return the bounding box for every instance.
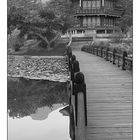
[8,77,69,119]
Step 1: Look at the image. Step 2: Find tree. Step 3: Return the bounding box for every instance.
[117,0,133,33]
[46,0,78,32]
[8,0,77,50]
[7,0,43,34]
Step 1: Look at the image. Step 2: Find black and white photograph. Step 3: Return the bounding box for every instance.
[7,0,133,140]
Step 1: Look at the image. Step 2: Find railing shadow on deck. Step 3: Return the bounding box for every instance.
[66,45,87,140]
[81,46,133,72]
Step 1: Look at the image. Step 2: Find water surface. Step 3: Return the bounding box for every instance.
[8,77,70,140]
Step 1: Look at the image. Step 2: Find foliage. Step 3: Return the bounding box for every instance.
[8,0,76,51]
[46,0,78,33]
[117,0,133,33]
[81,40,133,56]
[111,33,124,44]
[7,0,40,33]
[92,41,110,48]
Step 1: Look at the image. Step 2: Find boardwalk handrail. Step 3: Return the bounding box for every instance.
[66,47,87,140]
[82,45,133,71]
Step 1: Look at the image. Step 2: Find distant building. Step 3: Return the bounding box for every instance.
[69,0,124,38]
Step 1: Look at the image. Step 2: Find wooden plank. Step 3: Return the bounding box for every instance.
[71,46,132,140]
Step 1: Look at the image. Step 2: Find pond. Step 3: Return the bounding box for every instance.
[8,55,71,140]
[8,77,70,140]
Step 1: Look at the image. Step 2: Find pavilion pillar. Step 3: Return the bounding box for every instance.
[102,0,105,7]
[80,0,81,7]
[80,0,83,8]
[113,29,115,34]
[93,29,96,42]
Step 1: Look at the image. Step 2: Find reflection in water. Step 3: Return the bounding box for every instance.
[8,77,69,119]
[8,106,71,140]
[30,104,64,120]
[8,77,71,140]
[59,105,70,116]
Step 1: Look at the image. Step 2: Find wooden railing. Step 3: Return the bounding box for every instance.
[75,8,106,15]
[81,46,133,71]
[66,45,87,140]
[75,7,123,17]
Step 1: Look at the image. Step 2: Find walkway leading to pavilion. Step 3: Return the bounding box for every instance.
[71,42,132,140]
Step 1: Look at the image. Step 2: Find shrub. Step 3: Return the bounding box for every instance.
[111,33,124,44]
[81,40,133,58]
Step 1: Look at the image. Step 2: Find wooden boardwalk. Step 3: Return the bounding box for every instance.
[72,46,132,140]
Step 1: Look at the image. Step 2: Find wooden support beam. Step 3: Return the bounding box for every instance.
[79,0,81,7]
[81,0,83,8]
[102,0,105,7]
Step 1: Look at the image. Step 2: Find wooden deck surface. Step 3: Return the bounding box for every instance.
[72,48,132,140]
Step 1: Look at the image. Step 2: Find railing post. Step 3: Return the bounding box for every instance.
[84,47,86,52]
[89,46,91,53]
[109,52,112,62]
[88,46,90,53]
[93,47,95,54]
[122,51,127,70]
[97,47,98,56]
[90,46,92,54]
[117,55,121,67]
[113,48,117,64]
[74,72,87,127]
[101,47,103,57]
[98,48,100,56]
[67,46,72,71]
[106,47,109,61]
[130,60,133,71]
[72,60,80,95]
[71,55,76,77]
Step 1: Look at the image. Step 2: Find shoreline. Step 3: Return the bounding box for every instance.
[8,55,69,82]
